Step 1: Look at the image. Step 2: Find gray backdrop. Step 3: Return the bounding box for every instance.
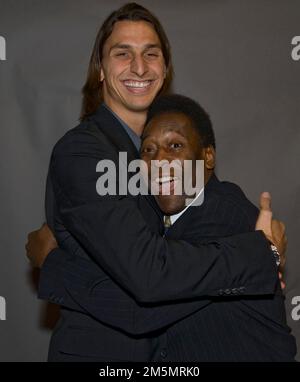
[0,0,299,362]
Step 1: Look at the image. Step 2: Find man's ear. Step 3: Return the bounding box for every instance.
[204,146,216,170]
[100,67,105,82]
[163,65,167,79]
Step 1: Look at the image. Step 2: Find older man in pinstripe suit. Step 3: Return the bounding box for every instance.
[136,94,297,361]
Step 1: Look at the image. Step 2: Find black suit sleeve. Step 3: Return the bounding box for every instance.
[44,129,277,304]
[38,189,277,335]
[39,249,212,334]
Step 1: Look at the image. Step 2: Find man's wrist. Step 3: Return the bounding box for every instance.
[40,247,62,271]
[257,231,281,268]
[268,241,281,267]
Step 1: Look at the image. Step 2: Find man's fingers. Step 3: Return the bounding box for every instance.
[278,272,286,290]
[271,219,281,232]
[255,192,273,236]
[259,192,272,212]
[271,219,287,269]
[272,219,286,231]
[25,224,57,269]
[256,194,288,273]
[280,221,286,231]
[272,220,287,248]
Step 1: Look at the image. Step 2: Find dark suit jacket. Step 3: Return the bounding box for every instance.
[160,175,296,361]
[39,104,280,361]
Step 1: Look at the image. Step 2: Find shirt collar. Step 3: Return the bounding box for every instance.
[169,187,204,225]
[102,103,141,151]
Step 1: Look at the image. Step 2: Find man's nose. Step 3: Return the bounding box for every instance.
[153,148,174,164]
[130,54,148,77]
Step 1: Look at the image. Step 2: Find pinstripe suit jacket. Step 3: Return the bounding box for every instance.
[38,105,286,361]
[159,174,297,361]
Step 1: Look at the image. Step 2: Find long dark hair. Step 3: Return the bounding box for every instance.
[80,2,174,121]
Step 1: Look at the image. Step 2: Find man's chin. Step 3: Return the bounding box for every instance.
[121,90,159,111]
[124,98,155,112]
[156,196,186,216]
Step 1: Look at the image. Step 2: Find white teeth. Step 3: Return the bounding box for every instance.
[155,176,178,184]
[124,80,151,88]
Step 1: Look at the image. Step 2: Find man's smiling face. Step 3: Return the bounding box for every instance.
[100,20,166,116]
[141,112,215,215]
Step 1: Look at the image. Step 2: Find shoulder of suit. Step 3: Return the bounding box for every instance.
[208,180,259,217]
[51,118,111,157]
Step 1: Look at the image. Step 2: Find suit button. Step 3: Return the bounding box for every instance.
[224,289,231,295]
[231,288,238,295]
[160,349,167,359]
[238,287,245,294]
[218,289,224,296]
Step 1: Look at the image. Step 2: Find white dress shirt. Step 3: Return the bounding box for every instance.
[168,188,204,225]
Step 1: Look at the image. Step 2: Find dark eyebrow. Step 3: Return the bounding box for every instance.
[110,44,131,51]
[110,43,162,53]
[143,44,162,50]
[142,128,187,142]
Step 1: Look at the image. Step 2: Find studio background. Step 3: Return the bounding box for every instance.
[0,0,299,361]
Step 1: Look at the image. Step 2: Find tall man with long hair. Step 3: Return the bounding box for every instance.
[26,3,286,361]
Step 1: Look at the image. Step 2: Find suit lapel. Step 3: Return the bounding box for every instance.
[91,104,140,163]
[89,104,163,224]
[166,175,221,239]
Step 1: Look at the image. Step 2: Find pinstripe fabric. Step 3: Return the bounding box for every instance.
[162,174,296,362]
[39,104,293,361]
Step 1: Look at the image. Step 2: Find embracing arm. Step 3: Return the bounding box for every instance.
[35,194,281,335]
[45,130,278,303]
[38,248,211,334]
